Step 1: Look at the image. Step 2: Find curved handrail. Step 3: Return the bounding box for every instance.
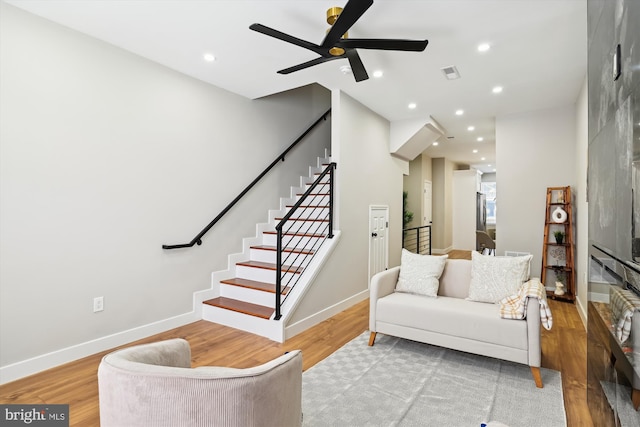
[163,108,331,249]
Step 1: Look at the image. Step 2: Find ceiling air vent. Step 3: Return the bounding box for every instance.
[441,65,460,80]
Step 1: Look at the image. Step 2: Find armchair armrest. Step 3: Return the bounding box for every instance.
[525,297,541,367]
[369,266,400,332]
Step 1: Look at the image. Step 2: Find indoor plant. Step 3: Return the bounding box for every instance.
[553,230,565,244]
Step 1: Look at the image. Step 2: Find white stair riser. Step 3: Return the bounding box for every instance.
[277,220,328,235]
[284,207,329,220]
[235,265,300,284]
[262,233,326,248]
[220,283,277,307]
[296,194,329,205]
[250,248,313,267]
[202,305,283,342]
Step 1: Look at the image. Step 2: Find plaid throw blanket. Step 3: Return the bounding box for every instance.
[610,287,640,343]
[499,279,553,330]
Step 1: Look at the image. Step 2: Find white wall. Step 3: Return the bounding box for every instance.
[496,105,577,278]
[575,77,589,323]
[288,91,404,325]
[0,3,330,375]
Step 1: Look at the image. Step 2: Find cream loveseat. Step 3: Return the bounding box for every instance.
[98,338,303,427]
[369,252,545,388]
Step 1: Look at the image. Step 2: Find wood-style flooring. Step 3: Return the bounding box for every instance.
[0,250,592,426]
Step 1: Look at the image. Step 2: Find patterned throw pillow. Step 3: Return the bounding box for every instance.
[395,249,448,297]
[467,251,533,303]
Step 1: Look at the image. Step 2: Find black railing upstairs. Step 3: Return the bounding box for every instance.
[403,225,432,255]
[163,108,331,249]
[274,162,336,320]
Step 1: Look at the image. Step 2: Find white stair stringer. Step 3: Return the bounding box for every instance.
[199,152,338,342]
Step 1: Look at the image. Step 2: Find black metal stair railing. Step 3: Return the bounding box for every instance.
[402,225,432,255]
[274,162,336,320]
[162,108,331,249]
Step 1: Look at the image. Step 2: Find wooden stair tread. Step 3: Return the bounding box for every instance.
[236,260,304,274]
[203,297,273,319]
[220,278,290,294]
[250,245,315,255]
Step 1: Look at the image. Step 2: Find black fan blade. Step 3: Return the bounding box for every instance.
[337,38,429,52]
[321,0,373,49]
[346,49,369,82]
[250,23,324,55]
[277,56,341,75]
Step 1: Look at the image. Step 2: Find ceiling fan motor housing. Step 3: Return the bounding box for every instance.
[327,7,346,56]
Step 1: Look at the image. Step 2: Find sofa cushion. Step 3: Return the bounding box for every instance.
[467,252,533,303]
[376,293,528,350]
[395,250,448,297]
[438,259,472,299]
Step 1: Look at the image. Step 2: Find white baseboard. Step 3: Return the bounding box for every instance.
[576,297,587,328]
[284,289,369,340]
[0,311,198,385]
[431,246,453,255]
[588,291,609,303]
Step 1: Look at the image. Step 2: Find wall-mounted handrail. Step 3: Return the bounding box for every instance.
[163,108,331,249]
[274,162,336,320]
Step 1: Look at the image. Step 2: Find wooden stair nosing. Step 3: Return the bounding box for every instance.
[236,260,304,274]
[203,297,273,319]
[250,245,315,255]
[220,277,290,294]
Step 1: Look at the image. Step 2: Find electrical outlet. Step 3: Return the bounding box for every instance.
[93,296,104,313]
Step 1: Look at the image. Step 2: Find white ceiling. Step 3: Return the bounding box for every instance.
[6,0,587,174]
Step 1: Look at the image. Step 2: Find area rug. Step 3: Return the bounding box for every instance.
[302,332,566,426]
[600,381,640,427]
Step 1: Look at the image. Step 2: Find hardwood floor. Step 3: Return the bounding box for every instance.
[0,250,593,426]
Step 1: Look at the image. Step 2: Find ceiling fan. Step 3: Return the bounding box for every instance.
[249,0,428,82]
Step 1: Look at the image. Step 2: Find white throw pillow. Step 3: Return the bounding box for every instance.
[395,249,448,297]
[467,251,533,303]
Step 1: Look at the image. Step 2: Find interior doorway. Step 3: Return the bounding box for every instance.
[368,205,389,286]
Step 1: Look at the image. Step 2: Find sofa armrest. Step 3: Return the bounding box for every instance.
[369,266,400,332]
[525,297,542,367]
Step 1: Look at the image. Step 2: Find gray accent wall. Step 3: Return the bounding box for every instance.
[0,3,330,369]
[587,0,639,262]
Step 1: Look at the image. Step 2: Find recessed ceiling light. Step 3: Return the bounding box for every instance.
[477,137,484,142]
[481,157,486,161]
[473,149,478,153]
[492,86,503,94]
[493,168,497,172]
[488,164,492,167]
[455,109,464,116]
[373,70,383,78]
[432,142,439,146]
[467,126,475,131]
[478,43,491,52]
[203,53,216,62]
[408,103,417,109]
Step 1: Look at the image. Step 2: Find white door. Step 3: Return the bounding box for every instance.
[369,206,389,285]
[423,180,432,225]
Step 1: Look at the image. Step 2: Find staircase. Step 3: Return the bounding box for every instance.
[199,153,338,342]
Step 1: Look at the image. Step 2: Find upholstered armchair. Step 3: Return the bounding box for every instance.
[98,338,302,427]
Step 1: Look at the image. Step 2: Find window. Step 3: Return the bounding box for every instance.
[481,182,496,224]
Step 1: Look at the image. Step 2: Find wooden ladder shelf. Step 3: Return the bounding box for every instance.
[541,186,575,302]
